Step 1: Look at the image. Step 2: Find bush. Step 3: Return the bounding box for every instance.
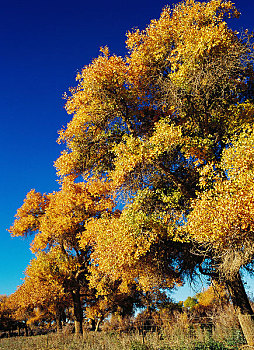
[130,340,150,350]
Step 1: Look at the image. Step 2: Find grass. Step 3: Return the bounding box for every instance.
[0,327,246,350]
[2,332,135,350]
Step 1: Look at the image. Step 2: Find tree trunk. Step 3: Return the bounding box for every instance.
[226,272,254,346]
[74,320,82,335]
[55,307,62,333]
[71,288,83,335]
[95,317,102,332]
[90,318,96,331]
[24,322,29,337]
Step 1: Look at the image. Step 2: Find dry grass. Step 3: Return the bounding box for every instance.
[1,332,146,350]
[0,328,245,350]
[0,307,246,350]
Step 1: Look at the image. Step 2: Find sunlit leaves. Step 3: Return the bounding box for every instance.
[83,196,180,293]
[111,120,182,187]
[9,190,49,237]
[186,127,254,276]
[196,282,228,308]
[5,250,70,327]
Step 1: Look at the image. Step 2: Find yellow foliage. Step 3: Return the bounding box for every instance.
[54,0,241,180]
[9,190,48,237]
[186,127,254,275]
[197,282,227,308]
[84,205,180,294]
[111,120,182,187]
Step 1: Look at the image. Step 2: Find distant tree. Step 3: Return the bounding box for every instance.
[85,282,142,332]
[19,251,70,332]
[0,295,18,336]
[184,296,198,310]
[196,283,228,310]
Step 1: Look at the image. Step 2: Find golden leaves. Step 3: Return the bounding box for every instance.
[6,249,70,324]
[186,126,254,259]
[9,174,114,255]
[196,282,228,308]
[111,121,182,187]
[221,125,254,179]
[30,178,114,253]
[52,0,243,183]
[9,190,48,237]
[168,0,238,87]
[83,194,177,293]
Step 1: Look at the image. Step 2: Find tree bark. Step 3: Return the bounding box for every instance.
[55,307,63,333]
[71,288,83,335]
[226,272,254,346]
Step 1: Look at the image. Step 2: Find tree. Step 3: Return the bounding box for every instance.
[184,296,198,310]
[85,281,142,332]
[6,285,34,336]
[9,177,114,334]
[195,283,228,311]
[21,251,70,332]
[52,0,254,344]
[0,295,18,336]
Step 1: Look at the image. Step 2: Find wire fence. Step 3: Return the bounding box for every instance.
[104,315,215,335]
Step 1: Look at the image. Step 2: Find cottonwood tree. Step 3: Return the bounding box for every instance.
[9,177,114,334]
[195,283,228,310]
[0,295,19,336]
[6,285,35,336]
[52,0,254,344]
[85,280,143,332]
[21,251,70,332]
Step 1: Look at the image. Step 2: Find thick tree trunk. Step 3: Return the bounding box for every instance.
[226,272,254,347]
[71,288,83,335]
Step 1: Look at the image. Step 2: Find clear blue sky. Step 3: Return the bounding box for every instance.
[1,0,254,301]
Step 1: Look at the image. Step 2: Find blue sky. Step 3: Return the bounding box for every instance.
[1,0,254,302]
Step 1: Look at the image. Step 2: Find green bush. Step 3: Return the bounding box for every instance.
[194,339,227,350]
[130,340,150,350]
